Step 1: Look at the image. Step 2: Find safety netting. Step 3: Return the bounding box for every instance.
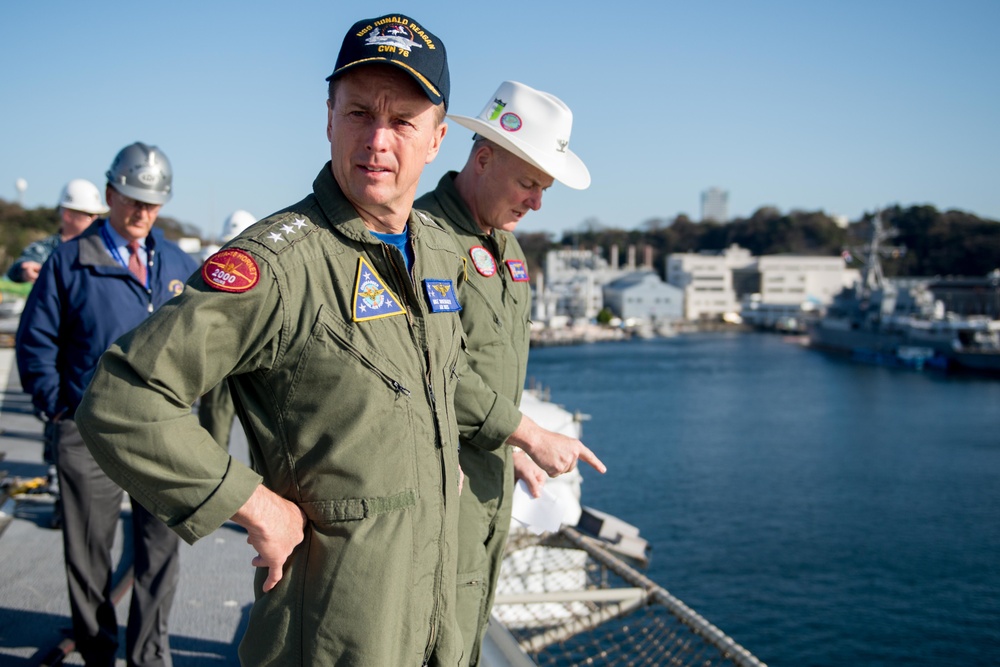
[493,527,767,667]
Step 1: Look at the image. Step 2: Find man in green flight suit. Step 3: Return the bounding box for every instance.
[416,80,592,666]
[76,14,604,667]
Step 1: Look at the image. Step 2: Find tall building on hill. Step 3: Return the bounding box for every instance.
[701,187,729,223]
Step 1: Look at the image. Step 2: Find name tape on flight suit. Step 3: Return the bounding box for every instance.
[202,249,260,292]
[423,279,462,313]
[353,257,406,322]
[505,259,530,282]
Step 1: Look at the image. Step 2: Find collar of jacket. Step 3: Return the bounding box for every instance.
[429,171,488,239]
[76,220,161,269]
[312,162,430,247]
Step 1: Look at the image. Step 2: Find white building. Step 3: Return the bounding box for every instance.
[755,255,847,306]
[701,187,729,223]
[666,244,753,320]
[668,245,859,323]
[602,271,684,323]
[539,246,653,322]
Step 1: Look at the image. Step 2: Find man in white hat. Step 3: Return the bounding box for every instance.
[6,179,108,283]
[415,80,591,666]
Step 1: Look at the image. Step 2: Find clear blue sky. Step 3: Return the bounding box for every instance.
[2,1,998,240]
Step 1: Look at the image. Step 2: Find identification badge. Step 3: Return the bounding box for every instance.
[423,279,462,313]
[202,249,260,293]
[505,259,530,282]
[469,246,497,277]
[353,257,405,322]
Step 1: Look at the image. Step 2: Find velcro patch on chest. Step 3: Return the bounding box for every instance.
[423,279,462,313]
[469,246,497,277]
[353,257,406,322]
[202,249,260,292]
[505,259,530,282]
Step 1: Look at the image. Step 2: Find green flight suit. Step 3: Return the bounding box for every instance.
[198,379,236,449]
[77,164,521,667]
[415,172,532,666]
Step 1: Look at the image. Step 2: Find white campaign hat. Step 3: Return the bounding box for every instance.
[59,179,108,215]
[448,81,591,190]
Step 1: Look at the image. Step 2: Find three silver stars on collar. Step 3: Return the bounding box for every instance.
[268,217,309,244]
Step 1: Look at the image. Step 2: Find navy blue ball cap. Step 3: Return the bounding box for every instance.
[327,14,450,109]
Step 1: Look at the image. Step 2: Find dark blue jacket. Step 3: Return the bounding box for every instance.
[16,220,199,419]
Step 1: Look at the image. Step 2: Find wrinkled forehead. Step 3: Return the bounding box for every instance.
[332,64,426,106]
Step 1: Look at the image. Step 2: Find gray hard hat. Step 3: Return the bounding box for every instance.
[105,142,173,205]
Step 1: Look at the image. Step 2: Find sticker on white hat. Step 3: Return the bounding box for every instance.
[499,113,522,132]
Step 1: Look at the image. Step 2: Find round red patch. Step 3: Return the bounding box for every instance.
[202,249,260,293]
[469,246,497,277]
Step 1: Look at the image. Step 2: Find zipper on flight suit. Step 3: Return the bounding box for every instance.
[378,242,448,664]
[379,244,438,414]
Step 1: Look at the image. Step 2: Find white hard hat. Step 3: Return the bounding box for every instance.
[59,179,108,215]
[222,210,257,242]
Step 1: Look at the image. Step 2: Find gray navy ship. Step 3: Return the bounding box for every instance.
[808,212,1000,374]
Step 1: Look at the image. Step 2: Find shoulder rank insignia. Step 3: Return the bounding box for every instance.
[202,249,260,293]
[423,279,462,313]
[469,246,497,277]
[353,257,405,322]
[505,259,530,282]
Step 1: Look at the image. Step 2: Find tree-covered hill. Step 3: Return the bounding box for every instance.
[518,206,1000,280]
[3,198,997,281]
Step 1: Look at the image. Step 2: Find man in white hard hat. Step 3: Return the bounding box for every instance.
[6,179,108,283]
[415,80,591,666]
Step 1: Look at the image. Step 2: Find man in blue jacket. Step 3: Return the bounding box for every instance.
[16,142,198,667]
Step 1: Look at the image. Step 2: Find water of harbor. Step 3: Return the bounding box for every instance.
[527,333,1000,667]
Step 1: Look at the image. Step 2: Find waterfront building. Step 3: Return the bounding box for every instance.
[540,246,654,322]
[669,245,862,324]
[602,271,684,323]
[666,244,752,320]
[754,255,848,306]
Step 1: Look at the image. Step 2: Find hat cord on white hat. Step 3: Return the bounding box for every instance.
[448,80,590,190]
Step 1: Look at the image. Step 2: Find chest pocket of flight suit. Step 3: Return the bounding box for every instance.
[284,304,419,516]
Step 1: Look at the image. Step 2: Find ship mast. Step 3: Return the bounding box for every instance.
[851,210,904,300]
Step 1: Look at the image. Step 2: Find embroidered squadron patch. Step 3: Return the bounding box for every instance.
[423,279,461,313]
[168,279,185,296]
[505,259,530,282]
[353,257,405,322]
[202,249,260,293]
[469,246,497,277]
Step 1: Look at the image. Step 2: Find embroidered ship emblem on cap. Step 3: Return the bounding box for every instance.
[202,249,260,293]
[353,257,405,322]
[423,279,461,313]
[505,259,529,282]
[469,246,497,277]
